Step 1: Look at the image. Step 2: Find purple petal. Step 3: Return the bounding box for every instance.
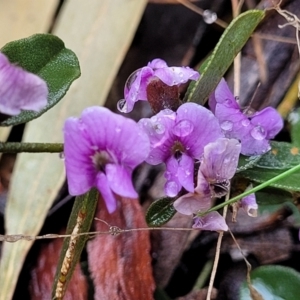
[147,58,168,69]
[200,138,241,182]
[63,117,96,195]
[178,153,194,192]
[251,107,283,139]
[105,164,138,199]
[0,53,48,115]
[139,109,176,165]
[122,66,154,113]
[154,66,199,86]
[174,193,211,215]
[80,106,150,168]
[176,103,224,158]
[194,170,211,195]
[96,172,117,213]
[164,156,181,197]
[214,78,239,109]
[193,212,228,231]
[240,193,258,217]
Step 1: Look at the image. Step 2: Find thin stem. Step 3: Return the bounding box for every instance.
[206,198,229,300]
[0,142,63,153]
[203,164,300,215]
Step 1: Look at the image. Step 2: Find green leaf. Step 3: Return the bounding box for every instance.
[52,188,98,299]
[254,141,300,169]
[146,197,177,227]
[237,154,262,172]
[185,10,265,104]
[0,34,81,126]
[240,265,300,300]
[240,167,300,191]
[289,108,300,147]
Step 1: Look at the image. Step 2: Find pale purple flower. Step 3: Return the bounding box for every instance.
[63,106,150,213]
[193,212,228,231]
[240,185,258,217]
[173,138,241,215]
[209,78,283,156]
[0,52,48,116]
[138,103,223,197]
[118,58,199,113]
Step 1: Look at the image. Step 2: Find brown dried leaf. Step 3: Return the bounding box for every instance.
[29,233,88,300]
[87,196,155,300]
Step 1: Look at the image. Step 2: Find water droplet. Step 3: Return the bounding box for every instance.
[59,152,65,160]
[165,181,179,197]
[179,72,183,78]
[241,119,250,127]
[117,99,128,113]
[203,9,217,24]
[125,69,140,91]
[115,127,121,133]
[154,123,165,134]
[151,116,158,122]
[173,120,194,137]
[223,99,233,107]
[185,170,191,176]
[251,125,266,140]
[220,120,233,131]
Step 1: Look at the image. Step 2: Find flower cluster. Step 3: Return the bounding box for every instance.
[63,59,283,231]
[0,52,48,116]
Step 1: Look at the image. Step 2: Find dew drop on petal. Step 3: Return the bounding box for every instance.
[125,69,140,91]
[220,120,233,131]
[251,125,266,140]
[165,181,179,197]
[154,123,165,134]
[173,120,194,137]
[241,119,250,127]
[203,10,217,24]
[115,127,121,133]
[117,99,128,113]
[59,152,65,160]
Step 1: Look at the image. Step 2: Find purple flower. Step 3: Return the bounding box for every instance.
[0,52,48,116]
[118,58,199,113]
[240,185,258,217]
[193,212,228,231]
[63,106,150,213]
[138,103,224,197]
[173,138,241,215]
[209,78,283,156]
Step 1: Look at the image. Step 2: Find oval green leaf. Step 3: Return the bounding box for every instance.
[52,188,98,299]
[237,154,262,172]
[240,265,300,300]
[185,10,265,104]
[254,141,300,169]
[146,197,177,227]
[1,34,81,126]
[240,167,300,191]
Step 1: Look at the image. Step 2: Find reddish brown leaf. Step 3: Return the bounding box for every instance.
[87,196,155,300]
[29,232,88,300]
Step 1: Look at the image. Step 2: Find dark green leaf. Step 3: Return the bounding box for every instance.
[240,265,300,300]
[52,188,98,299]
[254,141,300,169]
[236,154,262,172]
[1,34,81,126]
[240,167,300,191]
[289,108,300,147]
[185,10,265,104]
[146,197,176,227]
